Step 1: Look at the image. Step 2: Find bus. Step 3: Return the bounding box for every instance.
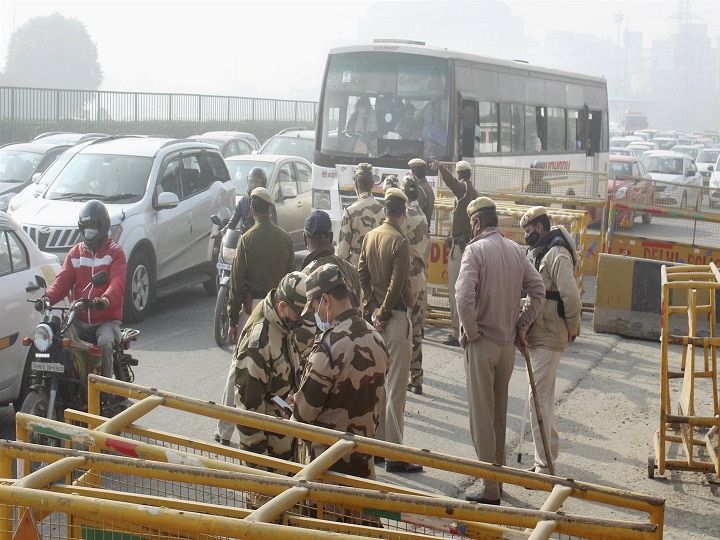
[311,40,609,236]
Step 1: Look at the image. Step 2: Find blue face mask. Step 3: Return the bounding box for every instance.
[314,296,331,332]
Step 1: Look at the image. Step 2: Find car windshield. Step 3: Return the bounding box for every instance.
[259,136,314,162]
[645,156,683,175]
[698,150,720,163]
[45,154,153,202]
[0,150,42,182]
[225,161,276,195]
[609,161,632,179]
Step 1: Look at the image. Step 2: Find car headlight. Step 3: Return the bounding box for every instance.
[31,324,53,352]
[615,187,628,199]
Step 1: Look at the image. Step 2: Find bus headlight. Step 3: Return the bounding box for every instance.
[312,189,331,210]
[615,187,628,199]
[31,324,53,352]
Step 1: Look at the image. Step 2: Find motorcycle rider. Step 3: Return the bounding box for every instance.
[225,167,277,233]
[39,200,127,378]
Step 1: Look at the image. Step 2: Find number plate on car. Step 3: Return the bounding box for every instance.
[216,262,232,271]
[31,362,64,373]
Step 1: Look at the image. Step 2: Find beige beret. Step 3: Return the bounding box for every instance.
[466,196,496,217]
[250,187,274,205]
[384,187,408,203]
[520,206,548,228]
[456,160,472,171]
[408,158,427,167]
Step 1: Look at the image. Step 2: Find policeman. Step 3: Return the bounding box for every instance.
[382,174,400,192]
[527,160,551,195]
[408,157,435,226]
[215,186,294,446]
[336,163,384,267]
[358,187,420,473]
[401,174,431,395]
[294,263,389,480]
[225,167,277,233]
[234,271,308,467]
[301,209,362,313]
[430,159,477,347]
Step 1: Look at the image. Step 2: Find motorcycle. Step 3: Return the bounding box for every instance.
[211,215,240,346]
[21,270,140,432]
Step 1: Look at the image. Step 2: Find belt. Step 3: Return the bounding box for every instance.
[392,302,407,312]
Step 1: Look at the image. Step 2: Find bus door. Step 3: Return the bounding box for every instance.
[460,99,477,159]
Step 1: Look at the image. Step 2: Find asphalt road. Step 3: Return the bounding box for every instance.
[3,284,718,538]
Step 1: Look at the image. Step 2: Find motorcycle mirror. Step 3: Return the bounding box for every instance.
[34,275,47,288]
[211,215,222,226]
[92,271,109,287]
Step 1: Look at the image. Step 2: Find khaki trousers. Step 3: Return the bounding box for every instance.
[376,309,412,445]
[464,335,515,499]
[448,244,462,339]
[527,346,564,472]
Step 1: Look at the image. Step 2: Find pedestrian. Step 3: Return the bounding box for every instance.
[336,163,384,267]
[225,167,277,234]
[234,271,308,467]
[293,263,388,479]
[408,157,435,226]
[430,159,477,347]
[358,187,420,473]
[401,174,431,395]
[301,209,362,314]
[456,196,545,504]
[520,206,582,474]
[214,186,294,446]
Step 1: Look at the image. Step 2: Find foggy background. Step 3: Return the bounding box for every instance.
[1,0,719,130]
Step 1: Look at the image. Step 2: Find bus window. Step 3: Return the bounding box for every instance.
[568,109,581,150]
[546,107,565,152]
[500,103,524,153]
[525,106,542,152]
[476,102,499,155]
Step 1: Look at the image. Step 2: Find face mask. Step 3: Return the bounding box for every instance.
[82,228,99,241]
[314,296,331,332]
[282,315,303,332]
[525,230,540,247]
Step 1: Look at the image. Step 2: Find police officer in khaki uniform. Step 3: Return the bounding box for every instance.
[409,157,435,226]
[214,187,294,446]
[336,163,384,267]
[401,174,431,395]
[430,159,478,347]
[234,271,308,467]
[358,188,421,473]
[294,263,389,480]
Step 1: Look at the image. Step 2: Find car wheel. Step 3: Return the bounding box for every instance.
[641,213,652,225]
[680,191,688,210]
[694,194,702,212]
[12,353,34,412]
[124,251,153,323]
[203,252,219,296]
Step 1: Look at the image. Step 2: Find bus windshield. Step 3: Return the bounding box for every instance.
[320,51,451,160]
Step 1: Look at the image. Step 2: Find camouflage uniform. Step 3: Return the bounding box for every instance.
[293,309,388,479]
[404,199,430,387]
[234,289,303,464]
[302,245,362,314]
[335,194,384,267]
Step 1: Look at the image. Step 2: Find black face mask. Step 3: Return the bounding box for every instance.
[281,316,303,332]
[525,230,540,247]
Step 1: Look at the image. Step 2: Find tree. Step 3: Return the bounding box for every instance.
[2,12,103,90]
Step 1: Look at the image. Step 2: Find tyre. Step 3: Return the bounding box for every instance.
[641,213,652,225]
[203,252,219,296]
[214,284,230,347]
[680,191,688,210]
[20,389,60,471]
[124,251,153,323]
[12,352,34,412]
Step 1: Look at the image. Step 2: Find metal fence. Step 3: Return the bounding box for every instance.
[0,86,318,144]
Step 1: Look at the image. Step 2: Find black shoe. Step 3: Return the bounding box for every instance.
[465,494,501,505]
[407,383,423,395]
[385,461,423,473]
[442,336,460,347]
[214,434,231,446]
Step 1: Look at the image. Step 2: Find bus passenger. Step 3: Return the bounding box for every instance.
[345,96,379,154]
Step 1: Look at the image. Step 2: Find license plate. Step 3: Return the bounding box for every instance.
[216,262,232,271]
[31,361,64,373]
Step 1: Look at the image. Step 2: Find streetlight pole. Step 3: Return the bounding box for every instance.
[613,10,624,126]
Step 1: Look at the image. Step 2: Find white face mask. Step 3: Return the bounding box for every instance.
[314,296,331,332]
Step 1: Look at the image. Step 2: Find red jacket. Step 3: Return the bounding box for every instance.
[46,238,127,324]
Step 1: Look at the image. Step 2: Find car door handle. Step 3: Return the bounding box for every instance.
[296,201,303,207]
[26,283,41,293]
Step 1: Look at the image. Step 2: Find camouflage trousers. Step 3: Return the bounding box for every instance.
[409,274,426,386]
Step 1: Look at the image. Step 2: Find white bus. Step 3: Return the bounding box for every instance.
[311,40,609,235]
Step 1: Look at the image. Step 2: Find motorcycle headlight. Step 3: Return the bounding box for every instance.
[615,187,628,199]
[31,324,53,352]
[221,246,237,262]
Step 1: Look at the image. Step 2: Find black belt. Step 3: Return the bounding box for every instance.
[392,303,407,312]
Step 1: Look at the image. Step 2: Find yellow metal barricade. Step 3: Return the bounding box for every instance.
[2,376,666,539]
[650,263,720,478]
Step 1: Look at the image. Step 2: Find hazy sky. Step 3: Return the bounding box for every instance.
[1,0,718,100]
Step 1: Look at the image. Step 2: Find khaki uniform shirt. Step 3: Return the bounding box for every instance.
[416,177,436,227]
[228,215,294,327]
[293,309,388,479]
[336,194,384,266]
[437,166,477,238]
[357,220,413,321]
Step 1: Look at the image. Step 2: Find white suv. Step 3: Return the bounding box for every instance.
[11,136,235,322]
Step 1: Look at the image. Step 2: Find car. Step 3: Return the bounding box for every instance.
[696,148,720,186]
[187,134,254,158]
[708,155,720,209]
[11,136,236,322]
[257,128,315,163]
[32,132,109,145]
[626,141,658,154]
[610,147,640,158]
[200,131,260,151]
[0,210,61,409]
[670,144,702,161]
[652,137,677,151]
[224,154,312,249]
[644,150,703,210]
[586,155,654,228]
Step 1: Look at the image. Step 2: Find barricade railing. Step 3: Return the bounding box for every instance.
[5,376,666,539]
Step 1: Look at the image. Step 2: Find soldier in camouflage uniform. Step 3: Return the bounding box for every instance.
[402,174,431,395]
[233,271,308,467]
[409,157,436,226]
[293,263,388,480]
[336,163,384,267]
